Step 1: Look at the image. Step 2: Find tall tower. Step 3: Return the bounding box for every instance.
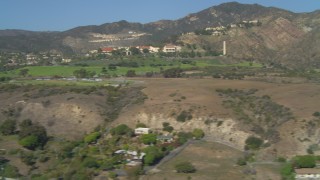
[223,41,226,56]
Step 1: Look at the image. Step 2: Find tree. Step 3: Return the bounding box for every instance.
[192,128,205,139]
[136,123,147,128]
[162,122,174,133]
[108,64,117,71]
[110,124,133,136]
[19,69,29,77]
[313,112,320,117]
[142,48,149,54]
[140,134,157,145]
[101,67,108,74]
[18,119,48,150]
[82,157,100,168]
[84,132,101,144]
[176,110,192,122]
[163,68,183,78]
[20,151,36,166]
[245,136,263,150]
[175,161,196,173]
[129,47,140,55]
[1,164,20,178]
[236,157,247,166]
[177,132,193,145]
[294,155,316,168]
[126,70,136,77]
[0,119,16,135]
[73,69,96,78]
[19,135,39,150]
[143,146,164,165]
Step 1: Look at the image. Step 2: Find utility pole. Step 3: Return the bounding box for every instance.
[223,41,227,56]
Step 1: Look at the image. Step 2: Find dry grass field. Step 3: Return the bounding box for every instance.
[116,78,320,156]
[142,141,281,180]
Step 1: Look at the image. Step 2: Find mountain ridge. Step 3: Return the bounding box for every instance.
[0,2,320,68]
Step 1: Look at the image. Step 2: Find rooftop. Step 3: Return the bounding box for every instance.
[295,168,320,175]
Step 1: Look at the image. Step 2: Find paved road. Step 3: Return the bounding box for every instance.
[203,135,244,152]
[144,140,195,173]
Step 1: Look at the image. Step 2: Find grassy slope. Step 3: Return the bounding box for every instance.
[0,59,262,78]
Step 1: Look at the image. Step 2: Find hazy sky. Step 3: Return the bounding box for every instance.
[1,0,320,31]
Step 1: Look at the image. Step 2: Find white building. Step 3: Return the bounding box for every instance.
[134,128,150,135]
[295,168,320,179]
[163,44,181,53]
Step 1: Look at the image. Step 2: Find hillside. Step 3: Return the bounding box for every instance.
[0,2,320,67]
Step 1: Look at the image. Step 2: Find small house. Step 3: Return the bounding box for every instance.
[295,168,320,179]
[157,135,173,143]
[134,128,150,135]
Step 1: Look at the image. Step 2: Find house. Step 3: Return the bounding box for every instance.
[212,31,222,36]
[157,135,173,143]
[295,168,320,179]
[163,44,181,53]
[136,46,160,53]
[114,150,126,154]
[230,24,237,28]
[114,150,146,166]
[101,47,115,54]
[134,128,150,135]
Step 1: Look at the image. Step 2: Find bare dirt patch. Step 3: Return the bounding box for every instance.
[143,141,280,180]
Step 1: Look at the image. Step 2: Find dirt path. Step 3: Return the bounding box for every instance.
[144,140,195,173]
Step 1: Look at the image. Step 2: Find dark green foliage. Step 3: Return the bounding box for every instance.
[136,122,147,128]
[192,128,205,139]
[110,124,133,136]
[18,119,48,150]
[19,135,39,150]
[73,68,96,78]
[162,122,174,133]
[142,48,149,54]
[108,64,117,71]
[194,29,212,35]
[140,134,157,145]
[280,163,294,180]
[0,76,11,82]
[101,160,114,171]
[19,69,29,77]
[0,164,20,178]
[143,146,164,165]
[236,157,247,166]
[175,161,196,173]
[115,61,139,68]
[129,47,141,55]
[177,132,193,144]
[20,151,36,166]
[294,155,316,168]
[176,110,193,122]
[0,119,16,135]
[163,68,183,78]
[108,171,117,179]
[217,88,293,143]
[145,71,154,77]
[84,132,101,144]
[313,112,320,117]
[126,70,136,77]
[277,157,287,162]
[60,141,78,158]
[82,157,100,168]
[245,136,263,150]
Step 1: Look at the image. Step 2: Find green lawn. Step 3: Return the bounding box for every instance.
[0,59,262,78]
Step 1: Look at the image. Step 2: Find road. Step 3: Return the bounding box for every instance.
[144,140,195,173]
[203,135,244,152]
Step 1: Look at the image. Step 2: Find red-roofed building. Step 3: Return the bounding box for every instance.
[101,47,114,53]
